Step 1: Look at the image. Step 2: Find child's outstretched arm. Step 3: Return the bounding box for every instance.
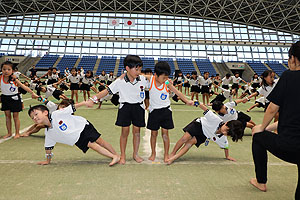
[53,77,67,87]
[197,102,209,111]
[38,149,53,165]
[224,149,236,161]
[86,89,109,107]
[167,79,193,106]
[74,101,89,109]
[14,77,39,99]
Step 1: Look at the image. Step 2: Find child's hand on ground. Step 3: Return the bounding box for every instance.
[37,161,50,165]
[226,156,236,162]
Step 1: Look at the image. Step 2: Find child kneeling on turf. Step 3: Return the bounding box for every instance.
[167,102,244,165]
[28,102,120,166]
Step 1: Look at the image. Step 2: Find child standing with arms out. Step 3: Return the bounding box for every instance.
[28,102,120,166]
[167,102,244,165]
[0,61,38,139]
[199,72,212,105]
[86,55,148,164]
[189,71,201,101]
[145,62,193,162]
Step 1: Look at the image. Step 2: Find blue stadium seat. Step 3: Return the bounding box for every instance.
[35,55,60,69]
[195,59,217,76]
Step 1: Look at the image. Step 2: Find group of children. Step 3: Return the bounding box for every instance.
[0,55,279,167]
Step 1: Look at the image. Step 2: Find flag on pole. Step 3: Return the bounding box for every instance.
[108,19,120,26]
[124,19,135,27]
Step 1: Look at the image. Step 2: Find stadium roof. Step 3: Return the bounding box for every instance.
[0,0,299,35]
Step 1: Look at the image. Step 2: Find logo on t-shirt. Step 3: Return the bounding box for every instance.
[230,109,235,115]
[58,120,67,131]
[160,93,167,100]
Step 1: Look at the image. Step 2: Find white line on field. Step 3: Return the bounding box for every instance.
[0,159,294,166]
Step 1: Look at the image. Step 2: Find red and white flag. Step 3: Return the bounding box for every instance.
[108,19,120,26]
[124,19,135,27]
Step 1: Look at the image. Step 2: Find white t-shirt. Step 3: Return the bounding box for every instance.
[13,72,21,79]
[222,77,232,85]
[44,105,87,148]
[0,75,18,95]
[81,76,95,85]
[68,75,81,84]
[108,75,148,107]
[217,102,238,122]
[257,79,279,103]
[232,76,242,84]
[98,74,108,81]
[107,75,116,82]
[199,77,212,86]
[148,76,170,112]
[189,78,199,86]
[45,85,56,99]
[196,110,229,149]
[252,77,261,84]
[219,87,233,102]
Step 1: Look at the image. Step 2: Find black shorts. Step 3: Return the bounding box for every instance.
[1,94,22,112]
[183,119,206,148]
[52,89,63,100]
[214,81,219,85]
[70,83,79,90]
[255,101,265,108]
[100,80,106,84]
[222,85,229,89]
[80,83,91,91]
[145,90,150,99]
[243,90,251,95]
[116,103,145,127]
[98,85,106,92]
[210,94,226,104]
[201,86,209,94]
[147,107,174,131]
[75,122,101,153]
[191,85,201,93]
[237,111,251,128]
[110,94,120,106]
[107,80,112,85]
[47,79,55,85]
[252,83,260,89]
[184,83,190,88]
[232,83,239,90]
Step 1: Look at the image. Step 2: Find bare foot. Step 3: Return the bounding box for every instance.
[250,178,267,192]
[133,155,144,163]
[2,134,12,139]
[119,157,126,165]
[20,133,30,137]
[166,157,175,165]
[164,155,169,163]
[109,155,120,166]
[14,134,21,139]
[148,154,156,161]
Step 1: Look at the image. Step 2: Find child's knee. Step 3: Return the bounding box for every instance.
[162,133,169,141]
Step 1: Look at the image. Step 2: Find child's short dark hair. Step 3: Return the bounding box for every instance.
[226,120,244,142]
[226,73,231,78]
[144,68,153,74]
[28,105,49,116]
[1,61,14,71]
[212,101,224,112]
[124,55,143,69]
[191,71,197,75]
[155,61,171,76]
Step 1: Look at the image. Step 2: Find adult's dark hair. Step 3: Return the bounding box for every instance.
[288,41,300,61]
[212,101,224,112]
[226,120,244,142]
[154,61,171,76]
[261,70,274,89]
[28,105,49,116]
[124,55,143,69]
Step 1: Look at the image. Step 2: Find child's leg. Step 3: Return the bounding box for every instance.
[21,123,44,137]
[205,94,209,105]
[195,93,199,101]
[83,90,86,101]
[87,91,90,99]
[149,130,158,161]
[120,126,130,164]
[3,111,12,138]
[97,101,103,109]
[247,103,259,112]
[170,132,192,157]
[167,137,197,165]
[88,141,119,166]
[95,137,118,155]
[71,90,74,101]
[132,125,143,163]
[191,92,194,101]
[202,94,205,105]
[74,90,78,103]
[161,128,170,163]
[12,112,20,139]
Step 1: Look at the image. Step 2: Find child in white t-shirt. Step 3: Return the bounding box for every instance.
[28,101,120,166]
[167,102,244,165]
